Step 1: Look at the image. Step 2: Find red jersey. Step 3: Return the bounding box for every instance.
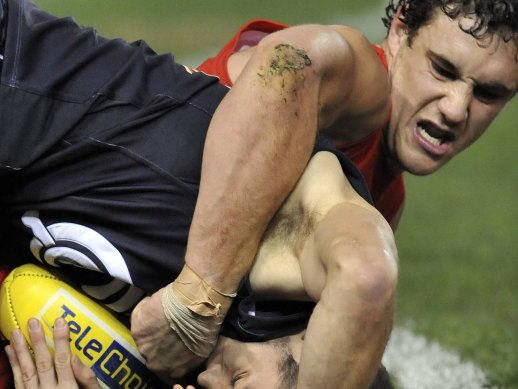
[198,20,405,225]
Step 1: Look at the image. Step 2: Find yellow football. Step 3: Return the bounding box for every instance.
[0,263,158,389]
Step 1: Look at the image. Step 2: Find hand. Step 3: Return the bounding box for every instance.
[130,286,205,383]
[5,317,101,389]
[173,385,197,389]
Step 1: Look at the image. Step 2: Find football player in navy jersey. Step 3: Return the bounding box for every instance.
[6,147,397,389]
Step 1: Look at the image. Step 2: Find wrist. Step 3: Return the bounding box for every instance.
[160,265,237,358]
[173,264,236,318]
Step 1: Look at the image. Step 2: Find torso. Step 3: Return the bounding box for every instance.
[249,151,373,300]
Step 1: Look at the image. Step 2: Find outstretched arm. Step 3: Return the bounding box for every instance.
[185,37,319,293]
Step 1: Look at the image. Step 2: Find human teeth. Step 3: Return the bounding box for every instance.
[417,125,441,146]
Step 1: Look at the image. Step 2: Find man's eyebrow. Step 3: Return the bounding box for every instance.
[428,50,515,96]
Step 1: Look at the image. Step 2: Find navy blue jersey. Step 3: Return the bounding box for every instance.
[0,0,373,341]
[0,0,5,58]
[0,0,228,311]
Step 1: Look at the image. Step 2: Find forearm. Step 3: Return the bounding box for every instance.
[298,203,398,388]
[184,39,322,293]
[298,281,395,388]
[132,38,329,379]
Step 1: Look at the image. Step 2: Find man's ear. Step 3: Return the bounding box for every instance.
[386,6,408,57]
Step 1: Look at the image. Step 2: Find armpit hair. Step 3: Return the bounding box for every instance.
[261,203,319,255]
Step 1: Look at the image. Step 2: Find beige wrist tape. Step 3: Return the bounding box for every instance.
[161,265,237,358]
[171,264,236,318]
[162,284,220,358]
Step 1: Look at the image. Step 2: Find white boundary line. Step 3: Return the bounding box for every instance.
[383,326,496,389]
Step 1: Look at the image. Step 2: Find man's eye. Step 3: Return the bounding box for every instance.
[231,373,246,387]
[432,62,455,79]
[474,86,503,103]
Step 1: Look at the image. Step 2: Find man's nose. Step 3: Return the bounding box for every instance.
[197,364,221,389]
[438,81,471,125]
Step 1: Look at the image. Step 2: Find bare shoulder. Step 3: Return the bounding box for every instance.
[323,26,391,141]
[227,24,348,83]
[263,24,390,139]
[296,151,373,214]
[256,24,359,73]
[229,23,389,140]
[299,151,393,241]
[328,24,389,84]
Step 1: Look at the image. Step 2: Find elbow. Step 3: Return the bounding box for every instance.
[350,252,398,310]
[361,229,398,306]
[326,226,399,312]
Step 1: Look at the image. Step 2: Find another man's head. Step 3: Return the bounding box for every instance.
[196,335,300,389]
[196,333,394,389]
[380,0,518,176]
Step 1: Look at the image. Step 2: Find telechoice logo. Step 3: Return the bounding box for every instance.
[36,288,151,389]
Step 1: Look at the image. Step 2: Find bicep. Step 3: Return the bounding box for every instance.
[299,201,397,302]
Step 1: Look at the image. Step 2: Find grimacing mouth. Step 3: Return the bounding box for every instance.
[416,120,456,145]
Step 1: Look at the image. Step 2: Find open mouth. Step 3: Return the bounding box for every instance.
[416,121,455,146]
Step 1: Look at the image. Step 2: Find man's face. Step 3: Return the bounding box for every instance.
[196,336,298,389]
[385,9,518,176]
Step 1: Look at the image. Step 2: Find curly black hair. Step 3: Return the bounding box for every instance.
[382,0,517,50]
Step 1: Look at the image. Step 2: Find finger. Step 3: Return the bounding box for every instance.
[51,317,78,386]
[10,328,38,388]
[27,318,57,387]
[5,345,25,389]
[71,354,101,389]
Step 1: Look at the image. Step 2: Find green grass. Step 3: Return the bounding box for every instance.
[32,1,518,387]
[395,97,518,388]
[34,0,386,61]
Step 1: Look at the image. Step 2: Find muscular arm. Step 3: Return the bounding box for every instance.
[251,152,398,388]
[298,202,398,389]
[131,25,390,382]
[184,40,318,293]
[185,24,379,292]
